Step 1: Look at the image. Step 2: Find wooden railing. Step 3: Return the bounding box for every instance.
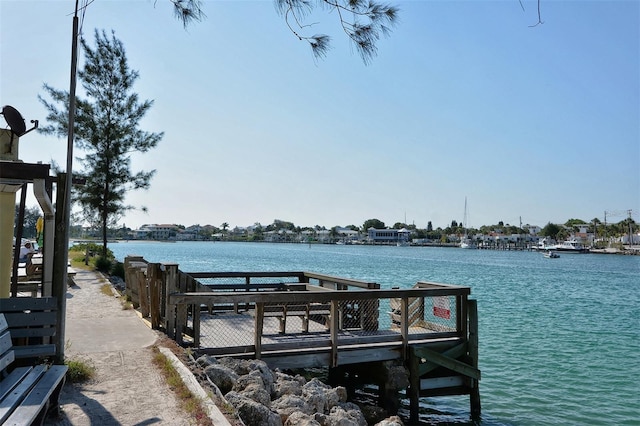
[123,257,471,365]
[124,257,479,418]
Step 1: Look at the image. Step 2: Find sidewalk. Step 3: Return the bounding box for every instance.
[44,269,199,426]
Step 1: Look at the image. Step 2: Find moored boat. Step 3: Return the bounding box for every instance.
[549,239,589,253]
[543,250,560,258]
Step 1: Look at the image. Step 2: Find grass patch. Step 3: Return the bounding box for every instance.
[65,358,96,383]
[151,347,214,426]
[98,282,132,309]
[68,249,94,271]
[100,283,114,297]
[120,294,133,310]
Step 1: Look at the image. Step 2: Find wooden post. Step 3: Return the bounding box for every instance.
[401,297,409,360]
[254,302,264,359]
[124,255,144,302]
[408,346,420,424]
[176,303,187,346]
[330,300,339,367]
[193,303,200,348]
[137,269,150,318]
[468,299,481,418]
[164,263,179,339]
[458,294,468,338]
[147,263,162,329]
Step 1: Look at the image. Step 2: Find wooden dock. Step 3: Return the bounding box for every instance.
[124,258,481,421]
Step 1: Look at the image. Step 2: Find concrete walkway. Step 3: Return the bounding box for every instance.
[44,269,227,426]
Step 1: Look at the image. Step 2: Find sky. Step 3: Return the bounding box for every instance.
[1,0,639,231]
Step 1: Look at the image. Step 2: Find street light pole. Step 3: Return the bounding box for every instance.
[56,0,79,363]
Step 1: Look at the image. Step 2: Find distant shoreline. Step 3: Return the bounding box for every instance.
[71,239,640,255]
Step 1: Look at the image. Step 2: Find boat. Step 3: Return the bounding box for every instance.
[549,239,589,253]
[459,197,475,249]
[543,251,560,259]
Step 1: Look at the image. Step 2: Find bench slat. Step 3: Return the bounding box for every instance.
[3,311,57,328]
[13,345,56,360]
[0,297,57,312]
[0,330,12,356]
[4,365,68,426]
[0,365,46,424]
[8,327,57,339]
[0,367,32,401]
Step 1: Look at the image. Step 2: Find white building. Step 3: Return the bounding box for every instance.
[367,228,410,244]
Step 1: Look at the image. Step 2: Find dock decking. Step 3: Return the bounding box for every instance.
[123,259,481,421]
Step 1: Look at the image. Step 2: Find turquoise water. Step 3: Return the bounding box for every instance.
[108,241,640,425]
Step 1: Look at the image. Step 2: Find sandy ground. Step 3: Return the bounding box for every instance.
[44,269,194,426]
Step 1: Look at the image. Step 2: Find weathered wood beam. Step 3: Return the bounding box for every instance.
[414,347,480,381]
[417,342,468,376]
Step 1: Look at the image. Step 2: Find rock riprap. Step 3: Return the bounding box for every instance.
[194,355,405,426]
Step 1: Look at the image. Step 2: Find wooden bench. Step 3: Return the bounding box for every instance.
[0,312,67,425]
[0,297,61,361]
[263,303,331,334]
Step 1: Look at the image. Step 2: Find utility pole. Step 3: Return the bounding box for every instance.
[627,209,634,247]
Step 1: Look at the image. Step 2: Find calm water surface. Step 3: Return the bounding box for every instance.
[108,241,639,426]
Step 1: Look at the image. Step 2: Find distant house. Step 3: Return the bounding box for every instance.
[132,224,177,240]
[264,229,296,243]
[336,227,361,243]
[525,224,542,236]
[367,228,409,244]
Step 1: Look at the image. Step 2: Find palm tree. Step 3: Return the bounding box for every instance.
[221,222,229,240]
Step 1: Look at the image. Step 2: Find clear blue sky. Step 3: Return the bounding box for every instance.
[1,0,638,230]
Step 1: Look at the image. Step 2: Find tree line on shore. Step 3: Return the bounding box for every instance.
[15,206,637,245]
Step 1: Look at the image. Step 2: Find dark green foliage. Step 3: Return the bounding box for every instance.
[170,0,399,63]
[39,30,162,257]
[71,242,113,259]
[110,261,125,279]
[95,255,112,273]
[540,222,561,239]
[363,218,385,230]
[65,359,95,383]
[14,205,41,239]
[274,0,398,63]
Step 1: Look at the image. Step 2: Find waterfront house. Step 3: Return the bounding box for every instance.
[367,228,410,245]
[132,224,177,240]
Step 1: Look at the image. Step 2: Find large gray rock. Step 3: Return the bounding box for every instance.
[284,411,322,426]
[302,378,347,413]
[374,416,404,426]
[272,394,314,422]
[359,405,389,425]
[274,371,306,398]
[247,359,276,393]
[226,391,283,426]
[234,370,272,406]
[325,404,367,426]
[203,363,239,394]
[195,354,218,369]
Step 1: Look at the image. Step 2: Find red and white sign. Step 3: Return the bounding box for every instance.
[433,296,451,319]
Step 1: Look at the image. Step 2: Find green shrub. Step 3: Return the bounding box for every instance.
[65,358,95,383]
[69,242,114,259]
[95,255,112,272]
[110,261,125,279]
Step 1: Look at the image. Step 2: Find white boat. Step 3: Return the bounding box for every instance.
[459,197,475,249]
[549,239,589,253]
[543,251,560,259]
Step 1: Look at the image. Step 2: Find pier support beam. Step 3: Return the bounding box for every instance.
[468,299,481,418]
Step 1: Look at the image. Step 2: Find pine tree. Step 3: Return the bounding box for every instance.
[39,29,163,256]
